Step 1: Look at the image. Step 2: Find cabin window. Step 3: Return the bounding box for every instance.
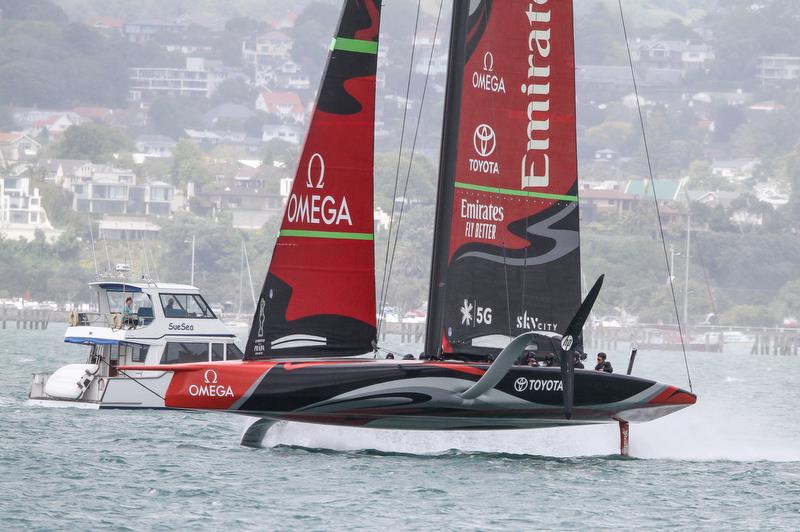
[211,343,224,361]
[107,292,153,318]
[120,342,149,363]
[226,343,243,361]
[160,294,216,319]
[161,342,210,364]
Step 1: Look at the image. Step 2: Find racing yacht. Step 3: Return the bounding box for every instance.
[29,276,243,409]
[124,0,696,453]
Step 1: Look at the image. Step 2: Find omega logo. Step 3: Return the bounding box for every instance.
[483,51,494,72]
[204,369,218,384]
[306,152,325,189]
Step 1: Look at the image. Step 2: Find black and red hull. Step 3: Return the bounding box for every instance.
[129,359,695,430]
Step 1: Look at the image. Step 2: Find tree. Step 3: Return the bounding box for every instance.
[149,97,210,138]
[171,140,210,187]
[657,18,700,41]
[224,17,266,35]
[721,304,776,327]
[0,0,67,22]
[289,2,340,75]
[210,78,256,107]
[711,105,746,144]
[56,124,133,163]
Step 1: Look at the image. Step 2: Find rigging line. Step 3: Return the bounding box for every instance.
[681,187,719,319]
[243,240,256,308]
[148,245,160,283]
[378,0,445,339]
[619,0,693,392]
[103,238,111,274]
[87,216,99,276]
[94,353,165,401]
[377,0,424,337]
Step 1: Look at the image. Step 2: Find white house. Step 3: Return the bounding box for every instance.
[0,176,61,241]
[255,92,306,124]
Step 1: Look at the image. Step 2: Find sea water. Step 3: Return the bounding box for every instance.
[1,326,799,530]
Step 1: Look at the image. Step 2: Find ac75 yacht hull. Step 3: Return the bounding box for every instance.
[126,359,696,430]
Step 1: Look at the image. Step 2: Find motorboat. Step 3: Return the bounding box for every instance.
[29,277,243,409]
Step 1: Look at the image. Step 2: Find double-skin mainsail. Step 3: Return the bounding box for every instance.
[426,0,581,358]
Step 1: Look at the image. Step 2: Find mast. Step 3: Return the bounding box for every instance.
[425,1,471,356]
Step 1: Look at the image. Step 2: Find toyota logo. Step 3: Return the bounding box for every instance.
[204,369,218,384]
[473,124,497,158]
[514,377,528,392]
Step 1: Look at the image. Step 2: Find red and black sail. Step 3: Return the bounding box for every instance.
[426,0,581,357]
[246,0,381,358]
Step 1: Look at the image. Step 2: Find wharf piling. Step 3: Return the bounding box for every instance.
[1,307,51,330]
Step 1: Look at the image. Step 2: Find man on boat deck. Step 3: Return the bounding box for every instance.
[595,352,613,373]
[122,297,136,328]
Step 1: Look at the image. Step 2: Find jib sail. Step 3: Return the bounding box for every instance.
[246,0,381,358]
[426,0,581,356]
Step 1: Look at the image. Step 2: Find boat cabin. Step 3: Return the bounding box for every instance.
[30,280,245,408]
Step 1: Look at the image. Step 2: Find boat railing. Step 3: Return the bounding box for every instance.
[68,311,155,330]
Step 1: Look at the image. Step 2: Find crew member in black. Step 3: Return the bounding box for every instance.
[544,353,555,367]
[595,352,613,373]
[574,353,585,369]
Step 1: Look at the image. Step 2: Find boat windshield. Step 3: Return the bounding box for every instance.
[106,291,155,326]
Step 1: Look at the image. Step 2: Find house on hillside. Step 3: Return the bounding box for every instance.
[255,92,306,124]
[31,113,80,137]
[123,19,191,44]
[73,178,175,216]
[758,55,800,88]
[687,190,740,209]
[202,104,255,129]
[87,17,123,33]
[625,178,687,205]
[72,107,116,124]
[128,57,225,101]
[632,38,715,74]
[43,159,93,186]
[0,176,60,242]
[711,158,760,182]
[579,186,637,221]
[0,133,41,163]
[135,135,177,158]
[262,124,301,145]
[98,217,161,240]
[243,31,294,68]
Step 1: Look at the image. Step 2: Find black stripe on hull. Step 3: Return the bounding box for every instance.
[234,364,692,428]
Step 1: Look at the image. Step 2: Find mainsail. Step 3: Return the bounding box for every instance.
[246,0,381,358]
[426,0,581,357]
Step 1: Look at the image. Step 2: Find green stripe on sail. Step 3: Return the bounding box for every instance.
[280,229,374,241]
[454,181,578,202]
[333,37,379,54]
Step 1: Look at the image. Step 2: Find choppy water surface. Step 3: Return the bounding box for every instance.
[2,326,799,530]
